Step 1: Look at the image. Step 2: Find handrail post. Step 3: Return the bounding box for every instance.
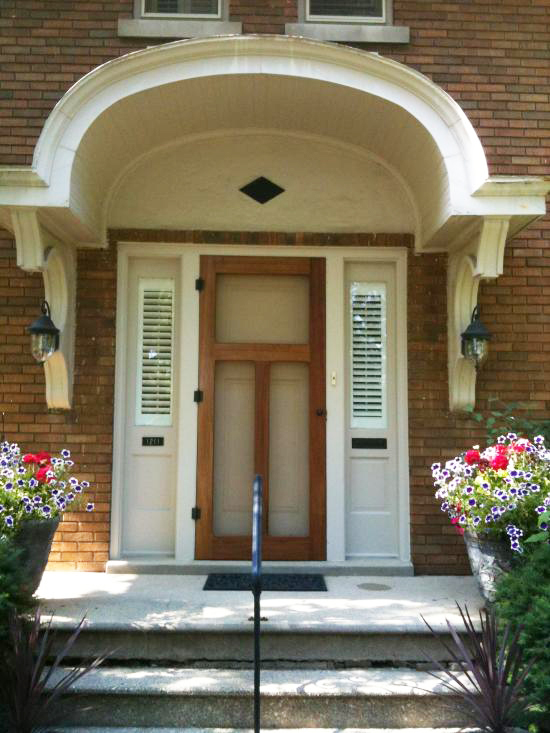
[251,474,263,733]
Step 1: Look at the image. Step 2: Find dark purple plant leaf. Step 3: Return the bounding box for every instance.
[0,609,111,733]
[419,603,534,733]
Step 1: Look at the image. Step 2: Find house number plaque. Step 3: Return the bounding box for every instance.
[142,437,164,447]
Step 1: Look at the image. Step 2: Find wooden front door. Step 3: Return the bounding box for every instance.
[195,256,326,560]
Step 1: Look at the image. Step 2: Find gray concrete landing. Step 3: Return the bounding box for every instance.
[37,573,482,634]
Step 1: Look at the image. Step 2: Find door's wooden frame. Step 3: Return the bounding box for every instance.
[195,255,326,560]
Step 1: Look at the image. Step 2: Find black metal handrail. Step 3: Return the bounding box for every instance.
[251,474,263,733]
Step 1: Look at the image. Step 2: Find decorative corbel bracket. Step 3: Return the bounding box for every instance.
[10,209,75,409]
[448,217,510,412]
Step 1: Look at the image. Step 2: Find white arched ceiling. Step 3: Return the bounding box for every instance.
[107,130,417,233]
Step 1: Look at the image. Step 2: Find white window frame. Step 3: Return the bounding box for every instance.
[119,0,240,37]
[141,0,222,20]
[306,0,386,25]
[287,0,408,43]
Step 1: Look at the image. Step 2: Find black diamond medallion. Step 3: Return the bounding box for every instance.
[240,176,285,204]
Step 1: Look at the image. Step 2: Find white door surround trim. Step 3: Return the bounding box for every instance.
[112,243,410,569]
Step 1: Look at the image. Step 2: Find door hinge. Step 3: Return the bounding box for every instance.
[191,506,201,521]
[194,390,203,403]
[195,277,204,291]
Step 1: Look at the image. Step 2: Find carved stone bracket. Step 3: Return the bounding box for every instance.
[448,217,510,412]
[10,209,75,409]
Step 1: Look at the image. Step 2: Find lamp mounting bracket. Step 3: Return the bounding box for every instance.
[10,210,76,409]
[447,216,510,412]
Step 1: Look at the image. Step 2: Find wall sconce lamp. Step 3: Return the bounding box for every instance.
[461,305,492,370]
[27,300,60,363]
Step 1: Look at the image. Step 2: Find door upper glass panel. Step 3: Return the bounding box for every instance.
[215,274,309,344]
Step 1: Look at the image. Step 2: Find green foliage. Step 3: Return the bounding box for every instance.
[0,537,36,640]
[495,543,550,731]
[467,398,550,446]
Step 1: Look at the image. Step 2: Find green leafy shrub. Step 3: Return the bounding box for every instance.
[467,398,550,446]
[0,536,36,640]
[495,543,550,731]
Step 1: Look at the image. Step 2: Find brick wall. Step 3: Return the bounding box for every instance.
[1,0,549,573]
[0,232,115,571]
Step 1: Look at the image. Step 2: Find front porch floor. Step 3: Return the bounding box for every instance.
[37,573,483,634]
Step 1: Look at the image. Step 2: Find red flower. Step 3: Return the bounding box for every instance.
[478,458,490,471]
[22,454,38,464]
[490,453,509,471]
[512,440,529,453]
[450,517,465,536]
[35,451,51,464]
[496,444,509,454]
[36,464,53,483]
[465,449,480,465]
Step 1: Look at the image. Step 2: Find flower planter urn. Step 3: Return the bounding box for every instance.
[13,518,60,596]
[464,529,513,603]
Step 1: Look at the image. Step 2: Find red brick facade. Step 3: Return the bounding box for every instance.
[1,1,549,573]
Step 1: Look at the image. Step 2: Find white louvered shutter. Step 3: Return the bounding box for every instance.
[136,279,175,426]
[350,282,387,428]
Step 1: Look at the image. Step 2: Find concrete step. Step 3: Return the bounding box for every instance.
[106,561,415,576]
[54,625,469,664]
[57,729,467,733]
[53,667,473,729]
[41,573,482,665]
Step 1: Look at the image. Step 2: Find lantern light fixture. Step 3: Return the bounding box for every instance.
[461,305,491,370]
[27,300,60,363]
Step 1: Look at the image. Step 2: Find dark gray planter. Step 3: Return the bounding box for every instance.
[13,518,60,595]
[464,529,513,603]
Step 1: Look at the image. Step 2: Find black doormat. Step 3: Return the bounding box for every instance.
[203,573,327,591]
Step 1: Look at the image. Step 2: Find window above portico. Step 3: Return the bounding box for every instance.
[286,0,409,43]
[118,0,241,38]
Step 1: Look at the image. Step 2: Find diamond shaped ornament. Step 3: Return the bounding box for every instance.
[240,176,285,204]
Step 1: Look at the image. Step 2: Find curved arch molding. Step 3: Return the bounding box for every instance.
[11,210,75,409]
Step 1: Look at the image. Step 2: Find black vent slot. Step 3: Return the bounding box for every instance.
[352,438,387,450]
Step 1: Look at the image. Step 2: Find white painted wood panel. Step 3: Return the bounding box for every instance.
[121,258,179,556]
[345,261,400,559]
